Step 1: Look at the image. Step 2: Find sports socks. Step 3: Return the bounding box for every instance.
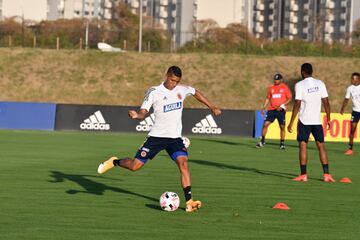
[349,144,353,150]
[183,186,192,202]
[113,159,121,166]
[261,136,265,144]
[300,164,307,175]
[322,164,329,174]
[280,139,284,145]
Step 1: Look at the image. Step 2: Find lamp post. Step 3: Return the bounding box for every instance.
[139,0,143,53]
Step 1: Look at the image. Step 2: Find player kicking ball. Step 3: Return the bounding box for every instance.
[97,66,221,212]
[340,72,360,155]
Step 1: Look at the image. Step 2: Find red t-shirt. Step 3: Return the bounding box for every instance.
[267,83,292,110]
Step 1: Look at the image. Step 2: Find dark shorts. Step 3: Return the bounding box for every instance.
[264,110,286,125]
[135,136,188,164]
[351,111,360,123]
[297,121,324,143]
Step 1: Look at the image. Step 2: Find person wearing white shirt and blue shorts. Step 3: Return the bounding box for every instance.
[340,72,360,155]
[97,66,222,212]
[287,63,335,182]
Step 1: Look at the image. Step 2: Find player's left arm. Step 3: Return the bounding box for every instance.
[193,89,221,116]
[322,97,331,130]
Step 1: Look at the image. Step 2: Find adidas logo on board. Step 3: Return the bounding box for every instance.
[192,114,222,134]
[80,111,110,130]
[136,113,155,132]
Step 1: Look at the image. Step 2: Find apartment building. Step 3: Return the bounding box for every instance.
[253,0,357,43]
[0,0,48,21]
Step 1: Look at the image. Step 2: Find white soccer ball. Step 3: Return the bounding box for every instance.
[159,191,180,212]
[182,137,191,148]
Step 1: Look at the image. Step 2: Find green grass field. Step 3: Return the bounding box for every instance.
[1,130,359,240]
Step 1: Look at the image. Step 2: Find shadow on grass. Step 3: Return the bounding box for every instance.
[49,171,158,202]
[189,159,296,179]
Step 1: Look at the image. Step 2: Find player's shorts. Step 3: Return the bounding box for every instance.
[351,111,360,123]
[135,136,188,164]
[297,121,324,143]
[264,109,286,125]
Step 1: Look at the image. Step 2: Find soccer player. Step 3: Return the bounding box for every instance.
[256,73,292,149]
[287,63,335,182]
[340,72,360,155]
[97,66,221,212]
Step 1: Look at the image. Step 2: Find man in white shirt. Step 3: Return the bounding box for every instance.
[340,72,360,155]
[287,63,335,182]
[97,66,222,212]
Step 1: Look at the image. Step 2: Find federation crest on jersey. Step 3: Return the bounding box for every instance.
[177,93,182,100]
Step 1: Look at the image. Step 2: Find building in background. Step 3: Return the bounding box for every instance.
[253,0,358,44]
[196,0,254,32]
[124,0,196,49]
[0,0,358,46]
[0,0,48,21]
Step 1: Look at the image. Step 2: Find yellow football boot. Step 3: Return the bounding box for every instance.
[185,199,202,212]
[97,156,118,174]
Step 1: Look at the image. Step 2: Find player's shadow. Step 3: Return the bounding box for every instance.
[189,159,296,179]
[197,138,253,147]
[49,171,158,203]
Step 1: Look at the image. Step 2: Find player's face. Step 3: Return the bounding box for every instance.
[351,76,360,86]
[164,74,181,90]
[274,79,281,85]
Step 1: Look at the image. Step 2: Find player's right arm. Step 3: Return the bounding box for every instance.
[128,109,148,120]
[287,83,301,133]
[261,98,269,116]
[128,87,155,120]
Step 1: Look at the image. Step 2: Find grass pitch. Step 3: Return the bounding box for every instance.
[0,130,359,240]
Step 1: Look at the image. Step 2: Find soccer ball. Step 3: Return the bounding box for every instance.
[182,137,191,148]
[159,191,180,212]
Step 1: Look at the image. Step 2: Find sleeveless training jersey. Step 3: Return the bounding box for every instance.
[140,83,196,138]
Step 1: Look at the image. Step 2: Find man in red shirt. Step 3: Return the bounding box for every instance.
[256,74,292,149]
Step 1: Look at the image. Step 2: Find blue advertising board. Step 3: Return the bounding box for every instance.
[254,110,264,138]
[0,102,56,130]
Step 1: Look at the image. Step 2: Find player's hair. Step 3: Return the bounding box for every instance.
[301,63,313,75]
[167,66,182,78]
[352,72,360,78]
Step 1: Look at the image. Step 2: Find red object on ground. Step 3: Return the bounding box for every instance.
[272,202,290,210]
[340,177,352,183]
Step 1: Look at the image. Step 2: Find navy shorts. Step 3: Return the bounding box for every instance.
[351,111,360,123]
[264,110,286,125]
[135,137,188,164]
[297,121,324,143]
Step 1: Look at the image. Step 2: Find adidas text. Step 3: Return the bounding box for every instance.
[192,114,222,134]
[80,110,110,131]
[80,123,110,130]
[192,126,222,134]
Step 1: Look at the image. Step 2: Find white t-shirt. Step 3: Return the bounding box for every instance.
[140,83,196,138]
[295,77,328,125]
[345,85,360,112]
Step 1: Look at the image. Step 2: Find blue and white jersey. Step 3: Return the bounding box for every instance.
[295,77,328,125]
[141,82,195,138]
[345,85,360,112]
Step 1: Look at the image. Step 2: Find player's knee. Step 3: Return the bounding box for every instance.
[129,160,144,171]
